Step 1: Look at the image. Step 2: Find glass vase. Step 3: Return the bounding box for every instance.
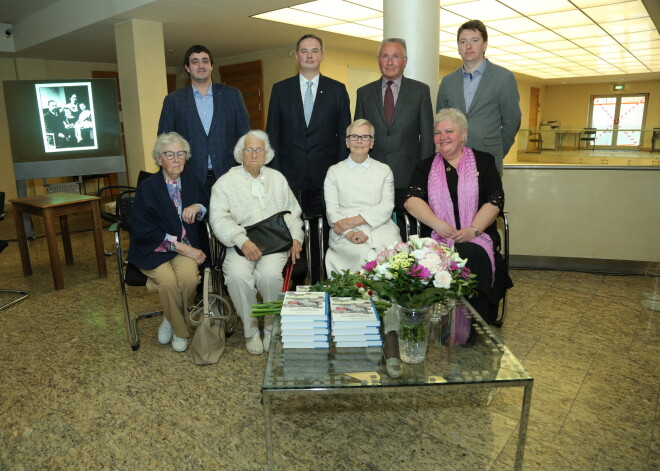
[396,304,432,364]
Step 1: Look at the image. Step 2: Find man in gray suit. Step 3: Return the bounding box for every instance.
[437,20,521,171]
[355,38,434,237]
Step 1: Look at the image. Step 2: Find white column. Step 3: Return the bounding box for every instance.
[383,0,439,103]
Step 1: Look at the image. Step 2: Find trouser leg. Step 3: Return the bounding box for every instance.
[141,255,200,338]
[254,252,288,332]
[223,249,260,339]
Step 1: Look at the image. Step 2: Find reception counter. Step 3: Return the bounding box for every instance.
[502,165,659,272]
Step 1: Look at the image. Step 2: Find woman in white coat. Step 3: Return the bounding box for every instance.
[210,130,303,355]
[323,119,401,274]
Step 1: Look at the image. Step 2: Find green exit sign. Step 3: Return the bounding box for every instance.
[613,84,625,90]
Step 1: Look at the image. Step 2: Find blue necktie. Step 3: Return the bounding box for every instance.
[303,81,313,126]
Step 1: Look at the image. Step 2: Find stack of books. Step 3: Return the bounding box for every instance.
[280,291,329,349]
[330,297,382,347]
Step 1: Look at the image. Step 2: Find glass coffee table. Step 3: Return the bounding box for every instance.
[262,298,533,470]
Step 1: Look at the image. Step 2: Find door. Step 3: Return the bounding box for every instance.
[588,94,648,149]
[219,60,264,130]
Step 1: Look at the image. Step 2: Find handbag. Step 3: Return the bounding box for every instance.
[188,268,230,366]
[235,210,293,257]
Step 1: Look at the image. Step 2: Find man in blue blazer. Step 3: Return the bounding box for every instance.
[158,45,250,193]
[267,34,351,282]
[354,38,434,238]
[437,20,521,171]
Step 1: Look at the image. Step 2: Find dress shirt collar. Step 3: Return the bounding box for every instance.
[299,73,320,87]
[347,155,372,168]
[462,58,487,78]
[191,81,213,97]
[381,75,402,89]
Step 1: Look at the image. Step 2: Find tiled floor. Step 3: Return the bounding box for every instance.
[0,208,657,470]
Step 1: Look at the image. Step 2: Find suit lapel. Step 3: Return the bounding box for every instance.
[209,83,224,136]
[309,75,325,128]
[289,76,307,128]
[184,86,207,135]
[391,76,411,127]
[371,80,387,127]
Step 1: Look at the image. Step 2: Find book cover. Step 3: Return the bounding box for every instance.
[330,297,380,327]
[281,291,328,319]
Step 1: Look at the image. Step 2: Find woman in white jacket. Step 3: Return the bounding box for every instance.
[210,130,303,355]
[323,119,401,274]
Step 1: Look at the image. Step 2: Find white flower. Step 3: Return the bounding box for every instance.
[433,270,452,289]
[450,251,467,268]
[418,252,442,274]
[376,263,394,280]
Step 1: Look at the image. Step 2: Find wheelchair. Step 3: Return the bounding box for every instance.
[111,190,237,350]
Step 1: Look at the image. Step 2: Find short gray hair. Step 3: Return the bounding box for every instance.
[152,132,191,166]
[346,119,375,139]
[233,129,275,165]
[378,38,407,57]
[434,108,468,145]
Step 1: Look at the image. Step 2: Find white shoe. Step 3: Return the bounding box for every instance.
[171,333,188,352]
[246,334,263,355]
[263,331,272,353]
[158,317,173,344]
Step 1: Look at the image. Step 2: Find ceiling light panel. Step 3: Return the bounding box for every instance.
[439,10,471,28]
[582,2,649,23]
[498,0,575,15]
[570,0,632,7]
[442,0,518,21]
[599,17,657,35]
[319,23,381,37]
[295,1,380,21]
[531,10,593,29]
[253,9,342,28]
[486,17,547,34]
[254,0,659,80]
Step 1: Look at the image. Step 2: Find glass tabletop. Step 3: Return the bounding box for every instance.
[263,298,532,391]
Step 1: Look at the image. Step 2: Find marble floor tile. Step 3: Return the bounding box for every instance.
[489,383,576,433]
[490,421,600,471]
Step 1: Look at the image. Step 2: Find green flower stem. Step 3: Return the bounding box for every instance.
[251,300,283,317]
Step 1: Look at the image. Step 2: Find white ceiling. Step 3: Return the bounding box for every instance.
[0,0,658,85]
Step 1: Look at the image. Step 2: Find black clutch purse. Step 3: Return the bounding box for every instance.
[235,211,293,257]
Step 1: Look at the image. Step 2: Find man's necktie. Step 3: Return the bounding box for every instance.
[384,80,394,126]
[303,81,314,126]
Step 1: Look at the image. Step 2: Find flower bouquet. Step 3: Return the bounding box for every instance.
[360,235,477,309]
[360,236,477,363]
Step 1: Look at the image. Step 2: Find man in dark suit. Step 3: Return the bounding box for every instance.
[267,34,351,282]
[158,44,250,194]
[354,38,434,238]
[437,20,521,171]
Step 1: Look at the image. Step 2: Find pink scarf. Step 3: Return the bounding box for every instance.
[428,147,494,283]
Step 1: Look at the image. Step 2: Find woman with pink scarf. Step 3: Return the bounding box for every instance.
[404,108,511,324]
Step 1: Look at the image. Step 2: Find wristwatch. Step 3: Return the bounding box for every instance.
[470,226,480,236]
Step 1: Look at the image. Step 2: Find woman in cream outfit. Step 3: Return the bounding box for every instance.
[210,130,303,355]
[323,119,401,274]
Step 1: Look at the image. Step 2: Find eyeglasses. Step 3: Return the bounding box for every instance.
[379,54,406,62]
[162,151,188,160]
[347,134,373,142]
[243,147,265,154]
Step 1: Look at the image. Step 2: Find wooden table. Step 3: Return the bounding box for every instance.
[10,192,107,290]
